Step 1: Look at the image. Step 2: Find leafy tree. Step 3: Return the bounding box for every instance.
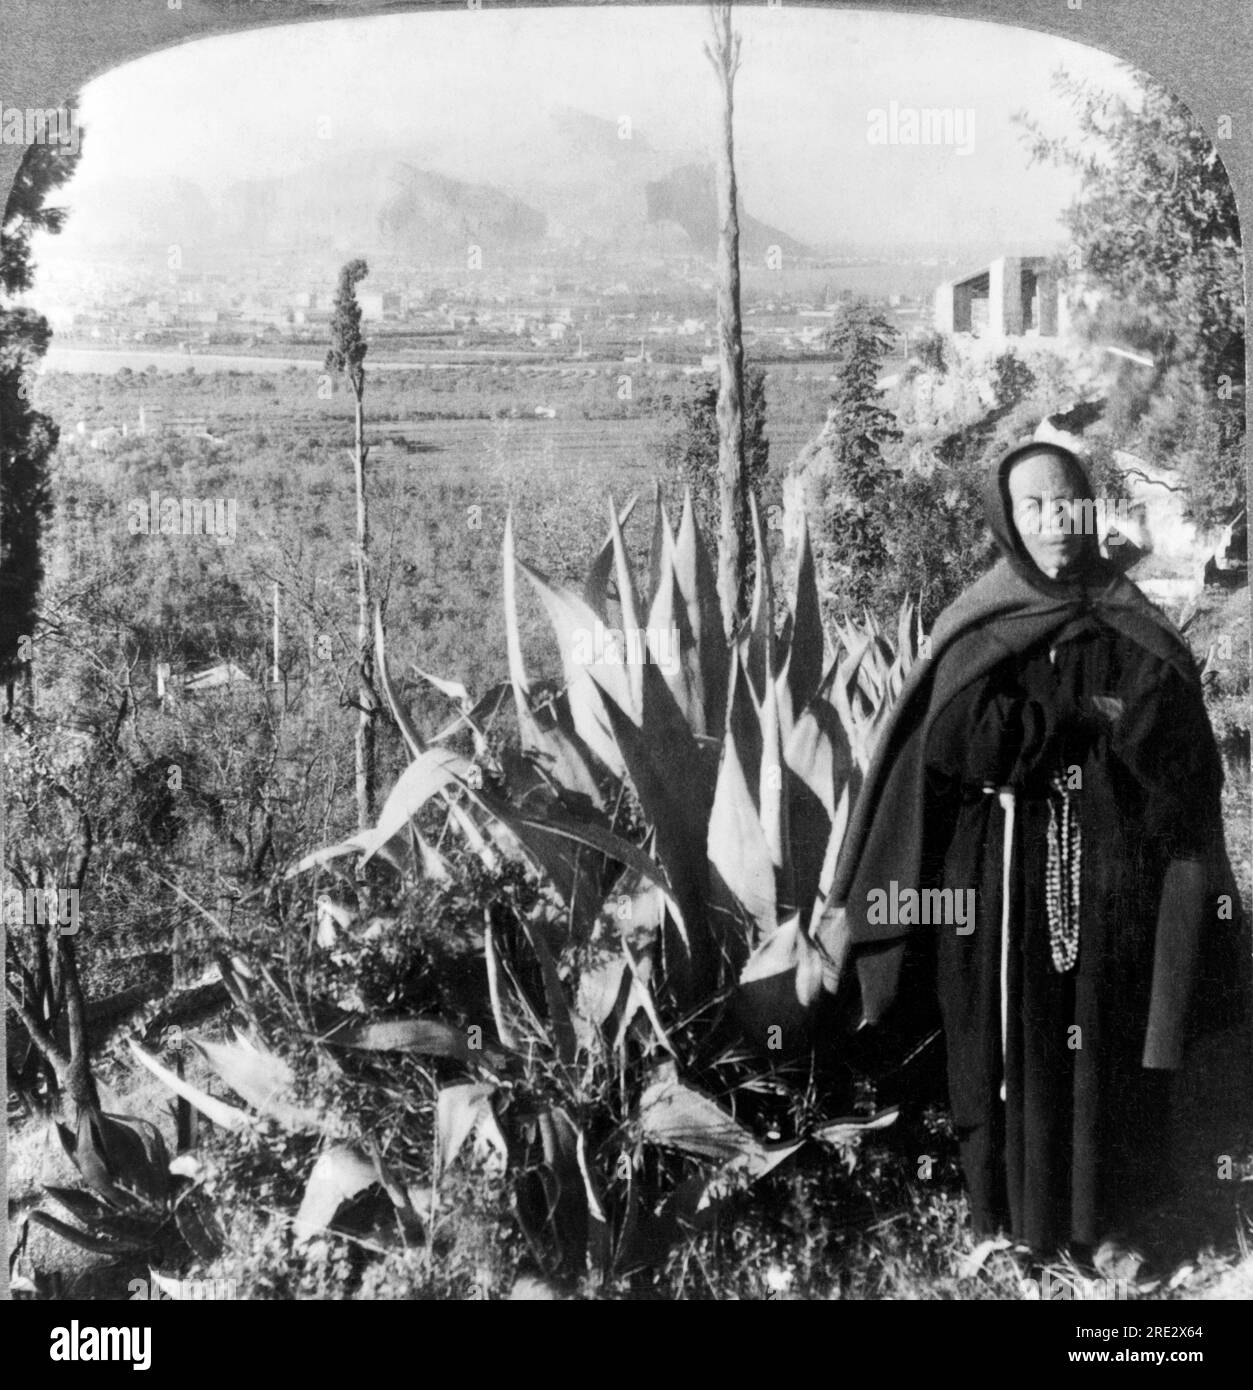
[880,467,990,626]
[814,300,903,612]
[1019,69,1243,526]
[327,258,369,400]
[0,116,125,1123]
[913,330,949,377]
[991,348,1037,410]
[1,124,82,694]
[662,364,769,615]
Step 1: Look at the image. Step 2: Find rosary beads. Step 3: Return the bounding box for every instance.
[1045,772,1081,972]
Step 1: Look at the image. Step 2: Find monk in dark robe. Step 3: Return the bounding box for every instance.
[818,440,1251,1262]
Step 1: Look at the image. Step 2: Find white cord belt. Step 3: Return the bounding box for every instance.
[996,787,1015,1102]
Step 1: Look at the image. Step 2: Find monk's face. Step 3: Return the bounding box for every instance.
[1007,451,1088,580]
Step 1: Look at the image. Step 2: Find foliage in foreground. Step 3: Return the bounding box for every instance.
[123,494,922,1288]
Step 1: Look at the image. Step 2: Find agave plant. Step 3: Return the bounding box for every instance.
[279,493,926,1276]
[303,491,920,1016]
[129,495,922,1287]
[15,1094,221,1283]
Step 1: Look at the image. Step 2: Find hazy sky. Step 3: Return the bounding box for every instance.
[44,6,1141,253]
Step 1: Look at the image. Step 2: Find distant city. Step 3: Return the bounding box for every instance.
[31,247,959,376]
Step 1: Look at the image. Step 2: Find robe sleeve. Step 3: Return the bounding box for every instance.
[1107,658,1223,859]
[1142,860,1206,1069]
[1105,658,1226,1067]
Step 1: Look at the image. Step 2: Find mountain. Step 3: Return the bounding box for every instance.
[55,107,810,262]
[644,163,810,260]
[376,164,546,253]
[216,158,547,257]
[479,108,811,258]
[498,105,680,252]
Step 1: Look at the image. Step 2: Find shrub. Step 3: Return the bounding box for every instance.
[990,349,1037,410]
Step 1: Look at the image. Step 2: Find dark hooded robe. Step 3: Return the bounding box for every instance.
[817,441,1251,1256]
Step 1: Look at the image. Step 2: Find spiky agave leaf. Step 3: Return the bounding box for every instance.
[375,605,426,759]
[27,1209,156,1256]
[781,696,852,921]
[517,556,632,775]
[68,1109,170,1212]
[436,1084,508,1177]
[644,517,704,734]
[783,519,826,720]
[738,915,827,1008]
[645,483,669,609]
[293,1148,379,1243]
[484,920,523,1051]
[607,495,646,715]
[637,1073,804,1192]
[362,747,475,866]
[521,916,578,1066]
[429,681,512,748]
[619,936,679,1057]
[582,495,639,621]
[514,1106,597,1280]
[324,1016,511,1068]
[190,1032,327,1133]
[128,1041,255,1134]
[590,659,717,945]
[758,656,787,878]
[43,1185,112,1226]
[501,515,615,812]
[707,671,776,948]
[672,489,727,736]
[827,639,882,775]
[375,606,503,871]
[519,696,607,814]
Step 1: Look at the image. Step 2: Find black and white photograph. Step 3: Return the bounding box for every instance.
[1,0,1250,1338]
